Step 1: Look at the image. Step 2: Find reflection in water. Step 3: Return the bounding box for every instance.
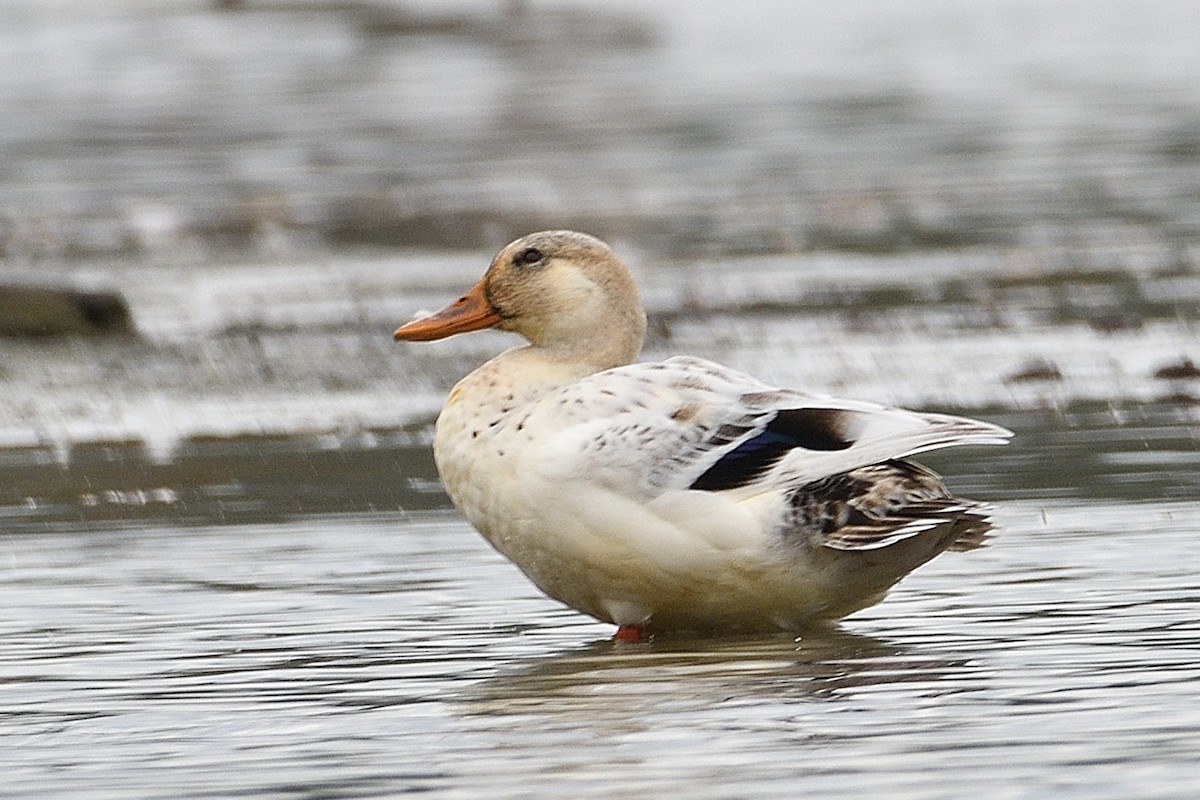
[451,630,990,798]
[465,627,975,717]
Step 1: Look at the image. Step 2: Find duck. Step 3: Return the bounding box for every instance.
[394,230,1011,638]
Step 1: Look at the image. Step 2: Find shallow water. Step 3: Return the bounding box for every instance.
[2,409,1200,799]
[3,1,1200,797]
[4,507,1200,799]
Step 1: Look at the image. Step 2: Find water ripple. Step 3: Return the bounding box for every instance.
[1,500,1199,798]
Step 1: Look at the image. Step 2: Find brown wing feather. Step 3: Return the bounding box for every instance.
[788,459,991,552]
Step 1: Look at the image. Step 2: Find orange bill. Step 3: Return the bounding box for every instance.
[393,280,502,342]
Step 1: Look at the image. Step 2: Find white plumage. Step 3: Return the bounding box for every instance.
[395,230,1011,636]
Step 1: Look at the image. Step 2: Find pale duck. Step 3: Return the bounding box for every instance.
[393,230,1012,638]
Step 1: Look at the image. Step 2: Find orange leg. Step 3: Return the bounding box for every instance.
[614,624,646,642]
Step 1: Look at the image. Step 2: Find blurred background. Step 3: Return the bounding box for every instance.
[5,5,1200,798]
[1,0,1198,520]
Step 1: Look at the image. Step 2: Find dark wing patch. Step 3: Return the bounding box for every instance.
[770,407,858,451]
[788,459,991,551]
[689,407,860,491]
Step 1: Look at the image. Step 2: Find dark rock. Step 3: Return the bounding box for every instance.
[1004,358,1063,384]
[1153,357,1200,380]
[0,283,135,337]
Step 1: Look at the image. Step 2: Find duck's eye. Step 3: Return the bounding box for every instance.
[515,247,544,267]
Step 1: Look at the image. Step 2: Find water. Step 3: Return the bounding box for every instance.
[2,1,1200,797]
[4,502,1200,800]
[2,411,1199,798]
[4,0,1200,258]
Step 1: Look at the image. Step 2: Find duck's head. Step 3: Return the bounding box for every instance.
[394,230,647,367]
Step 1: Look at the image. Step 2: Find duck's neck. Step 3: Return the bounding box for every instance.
[462,341,624,403]
[437,337,631,439]
[497,288,646,378]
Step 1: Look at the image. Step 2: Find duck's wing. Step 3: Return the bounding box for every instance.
[528,356,1011,500]
[789,459,993,552]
